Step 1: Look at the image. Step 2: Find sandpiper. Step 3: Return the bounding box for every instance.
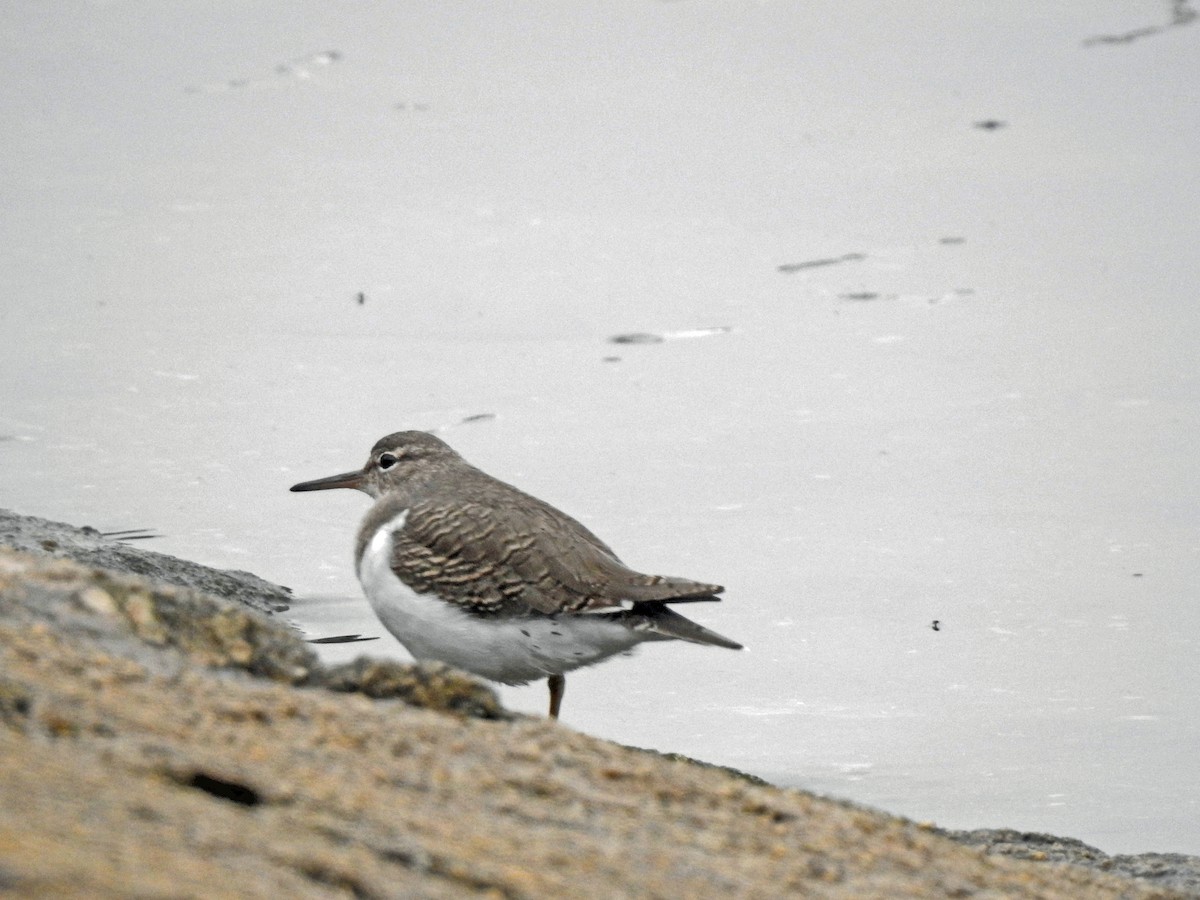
[290,431,741,718]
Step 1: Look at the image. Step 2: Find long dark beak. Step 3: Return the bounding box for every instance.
[290,470,365,492]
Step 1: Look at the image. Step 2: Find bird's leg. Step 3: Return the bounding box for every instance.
[547,674,565,719]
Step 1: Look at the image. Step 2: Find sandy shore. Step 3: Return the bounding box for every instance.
[1,508,1195,898]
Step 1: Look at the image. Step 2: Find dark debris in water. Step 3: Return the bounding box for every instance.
[1083,1,1196,46]
[609,326,732,345]
[101,529,162,542]
[610,333,664,345]
[778,253,865,273]
[186,50,341,94]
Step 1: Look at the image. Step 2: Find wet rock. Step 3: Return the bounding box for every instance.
[0,508,293,613]
[944,829,1200,896]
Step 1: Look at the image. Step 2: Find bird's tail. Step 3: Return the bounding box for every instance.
[627,601,743,650]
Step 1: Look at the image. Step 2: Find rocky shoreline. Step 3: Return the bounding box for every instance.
[1,507,1196,898]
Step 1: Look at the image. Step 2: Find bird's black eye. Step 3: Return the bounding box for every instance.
[378,452,399,469]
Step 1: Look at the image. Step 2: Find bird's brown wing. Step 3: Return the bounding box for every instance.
[390,494,722,616]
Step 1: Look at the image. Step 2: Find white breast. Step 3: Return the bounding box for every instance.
[356,510,647,685]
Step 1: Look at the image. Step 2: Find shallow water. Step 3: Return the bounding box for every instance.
[2,1,1197,855]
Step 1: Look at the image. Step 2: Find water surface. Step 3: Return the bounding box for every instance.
[2,1,1197,855]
